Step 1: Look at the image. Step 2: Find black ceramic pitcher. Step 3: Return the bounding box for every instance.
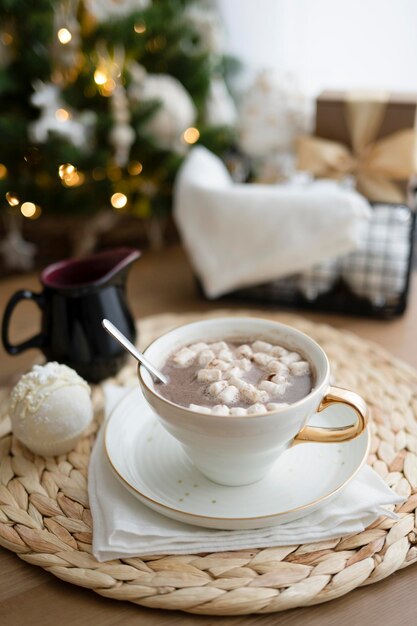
[2,247,140,382]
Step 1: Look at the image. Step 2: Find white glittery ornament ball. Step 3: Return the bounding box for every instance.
[9,362,93,457]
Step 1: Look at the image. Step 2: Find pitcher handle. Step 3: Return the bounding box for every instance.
[293,386,368,444]
[2,290,46,355]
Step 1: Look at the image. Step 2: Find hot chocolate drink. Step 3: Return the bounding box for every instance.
[158,339,314,415]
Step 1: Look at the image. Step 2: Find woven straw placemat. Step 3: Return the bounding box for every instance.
[1,310,417,615]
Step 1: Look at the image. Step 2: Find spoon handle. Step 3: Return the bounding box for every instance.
[102,319,168,385]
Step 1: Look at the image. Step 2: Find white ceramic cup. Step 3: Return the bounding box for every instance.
[138,317,367,486]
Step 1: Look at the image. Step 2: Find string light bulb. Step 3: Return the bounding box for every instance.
[134,21,146,34]
[5,191,19,206]
[21,203,41,219]
[182,127,200,144]
[0,164,7,180]
[57,28,72,44]
[93,67,115,96]
[64,171,84,187]
[58,163,83,187]
[128,161,143,176]
[58,163,75,179]
[94,69,107,85]
[111,192,127,209]
[20,202,36,218]
[100,78,116,97]
[55,108,70,121]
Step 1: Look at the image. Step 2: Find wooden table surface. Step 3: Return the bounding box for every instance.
[1,244,416,625]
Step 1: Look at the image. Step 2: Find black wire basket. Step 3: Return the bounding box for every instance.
[205,202,416,319]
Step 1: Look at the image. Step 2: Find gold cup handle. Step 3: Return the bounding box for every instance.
[293,386,368,445]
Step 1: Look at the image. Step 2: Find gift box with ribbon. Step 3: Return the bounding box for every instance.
[297,90,417,203]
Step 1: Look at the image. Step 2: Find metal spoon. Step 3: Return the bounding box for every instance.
[102,318,169,385]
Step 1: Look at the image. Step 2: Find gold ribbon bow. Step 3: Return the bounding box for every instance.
[297,93,416,203]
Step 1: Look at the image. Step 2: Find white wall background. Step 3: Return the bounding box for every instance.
[217,0,417,95]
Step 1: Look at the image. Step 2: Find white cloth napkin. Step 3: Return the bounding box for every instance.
[88,385,402,561]
[173,146,371,298]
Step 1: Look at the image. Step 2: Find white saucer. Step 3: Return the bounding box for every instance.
[105,389,370,530]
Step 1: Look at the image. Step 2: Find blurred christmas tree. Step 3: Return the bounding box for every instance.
[0,0,237,267]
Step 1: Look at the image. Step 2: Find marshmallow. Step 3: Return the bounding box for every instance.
[218,349,234,362]
[189,404,211,414]
[189,342,209,354]
[247,403,266,415]
[217,385,240,404]
[241,384,269,404]
[208,380,228,396]
[257,390,270,403]
[228,376,247,390]
[211,404,230,415]
[236,344,253,358]
[271,346,288,359]
[268,380,289,396]
[236,358,252,372]
[209,359,232,371]
[198,349,215,366]
[268,360,289,376]
[230,407,248,416]
[224,366,243,380]
[281,351,302,365]
[259,380,285,395]
[271,346,288,358]
[253,353,274,367]
[173,347,196,367]
[252,340,273,353]
[197,368,222,383]
[270,374,288,385]
[239,382,256,398]
[290,361,310,376]
[210,341,228,353]
[267,402,289,411]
